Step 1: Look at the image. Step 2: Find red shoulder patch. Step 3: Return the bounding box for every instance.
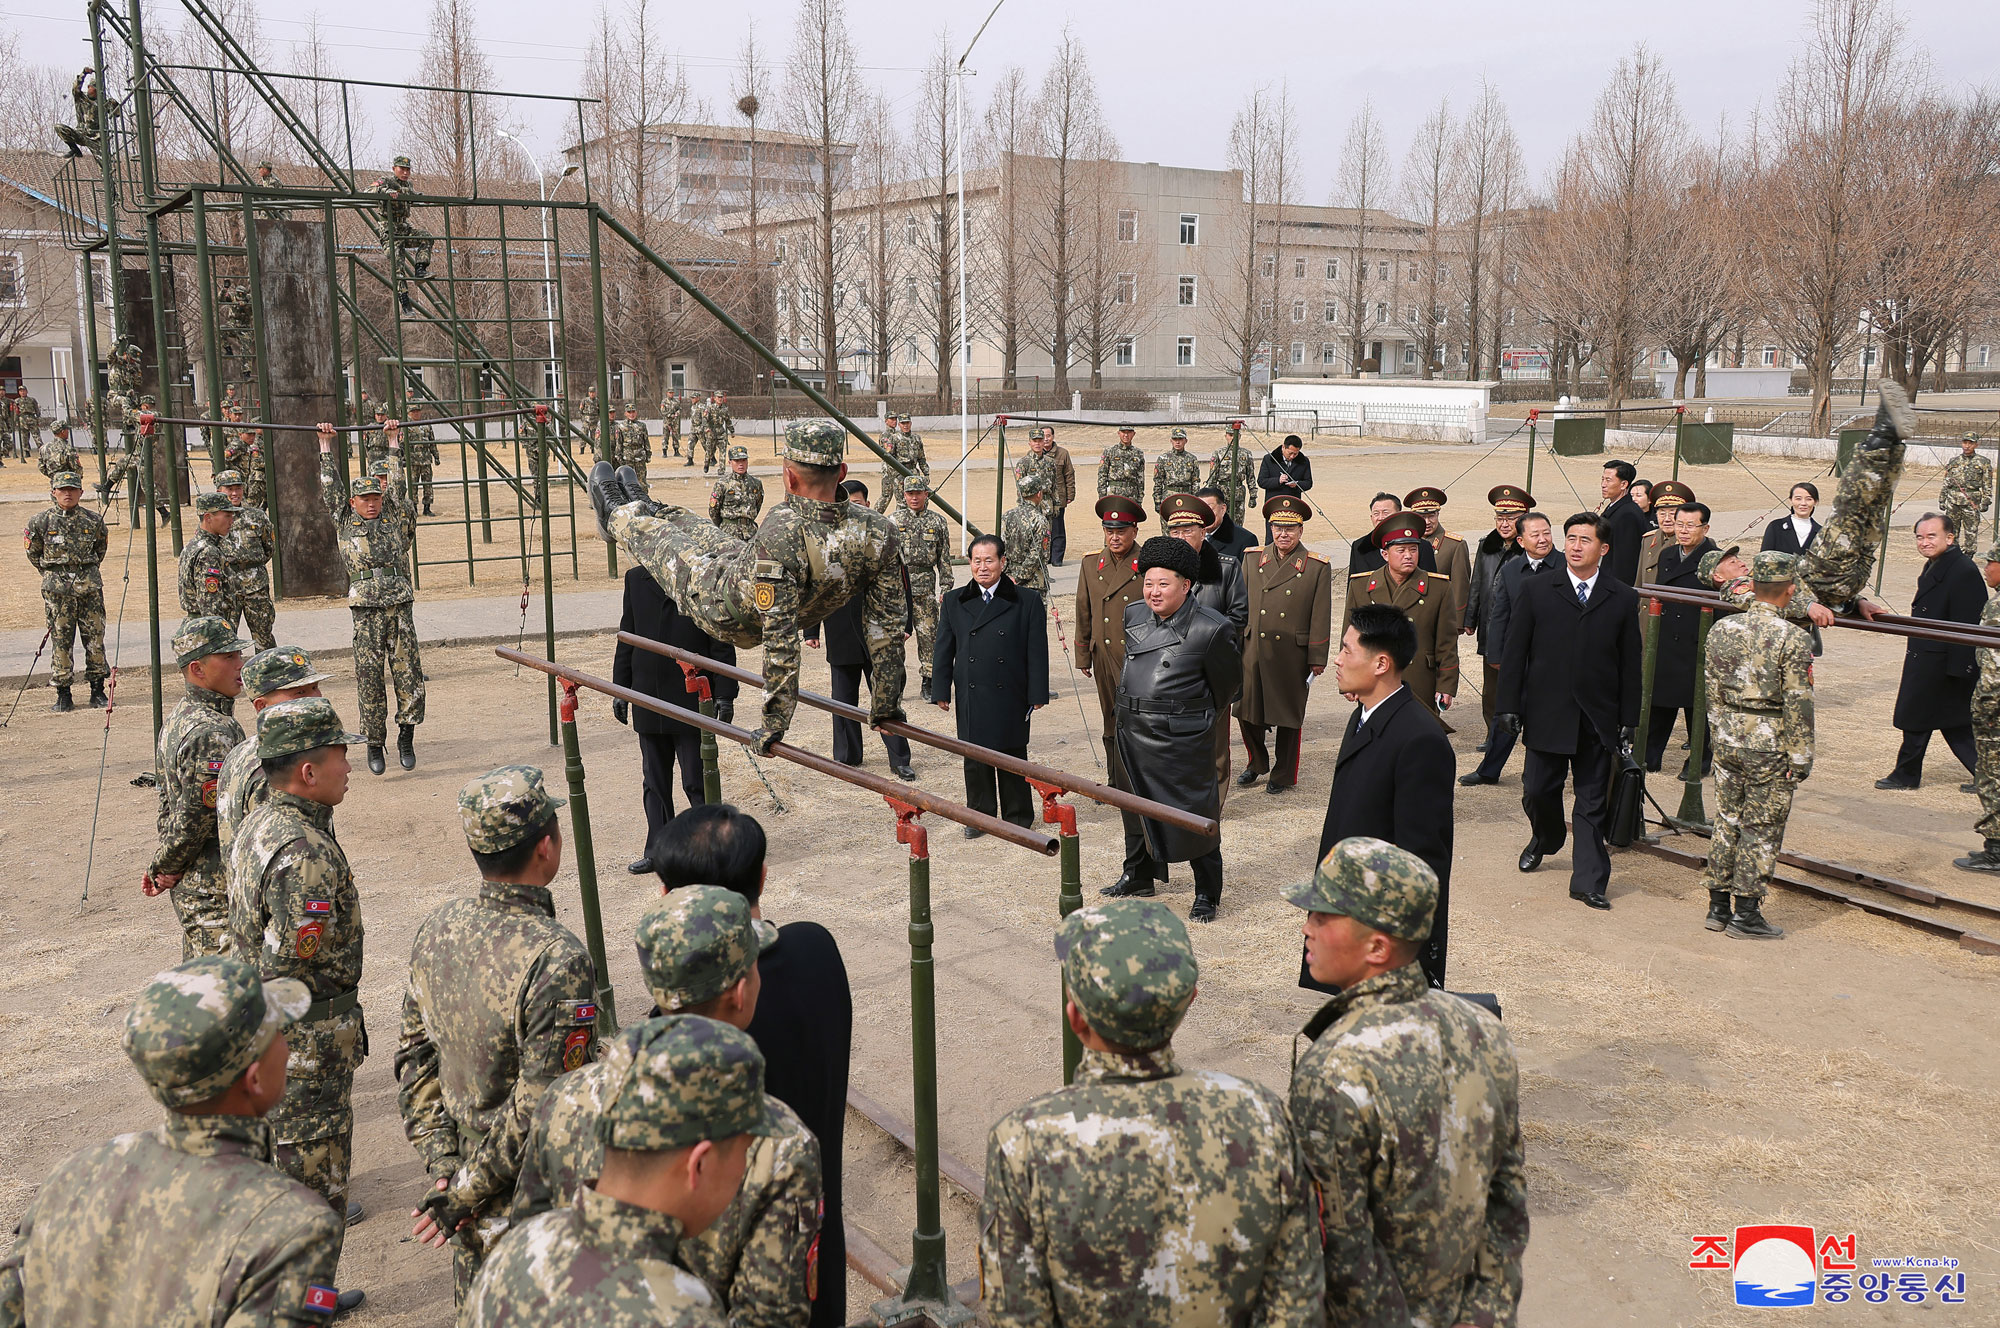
[295,921,323,959]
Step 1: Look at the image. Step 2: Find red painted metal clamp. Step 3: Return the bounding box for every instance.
[885,795,929,859]
[1025,777,1076,837]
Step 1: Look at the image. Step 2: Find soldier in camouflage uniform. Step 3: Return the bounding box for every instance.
[1701,551,1814,940]
[178,491,244,625]
[611,404,653,501]
[218,279,253,360]
[398,765,599,1305]
[218,646,330,856]
[1010,432,1059,519]
[54,64,100,157]
[514,889,822,1327]
[1001,471,1051,594]
[581,385,602,457]
[144,616,250,958]
[1940,432,1992,548]
[0,956,356,1326]
[979,899,1322,1327]
[1954,547,2000,872]
[590,420,910,753]
[874,414,930,514]
[1150,427,1202,533]
[358,405,392,471]
[1096,423,1146,504]
[466,1015,777,1328]
[317,421,424,774]
[702,392,734,473]
[35,417,77,481]
[709,445,765,540]
[891,477,952,702]
[1700,546,1832,631]
[661,390,683,457]
[1288,837,1527,1328]
[685,392,706,467]
[1799,380,1913,612]
[1206,430,1257,525]
[24,469,109,711]
[405,404,439,514]
[228,697,371,1249]
[372,155,433,310]
[11,390,42,459]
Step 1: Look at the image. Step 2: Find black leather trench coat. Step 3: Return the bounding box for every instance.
[1113,596,1241,862]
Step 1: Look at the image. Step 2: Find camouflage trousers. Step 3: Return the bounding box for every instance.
[1799,440,1903,608]
[239,591,277,653]
[393,222,434,277]
[352,601,426,743]
[43,581,109,685]
[411,462,435,510]
[1945,503,1985,547]
[271,1006,366,1222]
[1704,750,1796,900]
[1975,723,2000,842]
[171,850,230,959]
[702,431,722,471]
[662,420,681,456]
[717,516,757,542]
[910,575,941,681]
[610,504,756,649]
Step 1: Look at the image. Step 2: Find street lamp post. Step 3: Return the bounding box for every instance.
[499,128,580,401]
[955,0,1007,551]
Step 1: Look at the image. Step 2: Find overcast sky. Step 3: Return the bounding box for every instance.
[10,0,1997,195]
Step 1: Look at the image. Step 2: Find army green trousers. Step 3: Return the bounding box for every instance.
[351,602,426,743]
[272,1006,366,1224]
[1975,724,2000,842]
[1799,440,1903,608]
[43,582,109,685]
[171,854,230,959]
[1704,751,1796,900]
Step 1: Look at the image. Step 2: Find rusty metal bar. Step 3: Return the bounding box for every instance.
[1638,581,2000,650]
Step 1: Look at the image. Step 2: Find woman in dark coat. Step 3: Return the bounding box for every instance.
[1761,482,1823,554]
[1099,535,1241,922]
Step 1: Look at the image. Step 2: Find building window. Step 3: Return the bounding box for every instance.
[1293,256,1306,280]
[1115,272,1136,305]
[1117,209,1137,242]
[1761,345,1778,366]
[1179,213,1198,245]
[1325,258,1339,281]
[1261,254,1275,279]
[906,338,920,366]
[1290,300,1306,323]
[1321,342,1338,365]
[1324,300,1339,324]
[775,238,788,261]
[1407,306,1419,324]
[1982,345,1993,368]
[1176,336,1195,366]
[90,254,113,304]
[1290,342,1305,366]
[833,283,846,310]
[1115,335,1135,366]
[1406,263,1418,282]
[1377,261,1389,282]
[905,215,919,244]
[905,278,919,304]
[1503,306,1515,326]
[1178,275,1197,306]
[1260,298,1275,322]
[1375,302,1388,324]
[1403,345,1418,366]
[0,253,24,305]
[1506,262,1520,283]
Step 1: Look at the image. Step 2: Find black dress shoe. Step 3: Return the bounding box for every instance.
[1459,771,1497,786]
[961,825,984,839]
[1100,872,1156,898]
[1517,841,1543,873]
[1572,893,1612,910]
[626,858,653,875]
[1235,767,1266,787]
[892,764,917,782]
[1266,780,1293,795]
[1875,776,1919,790]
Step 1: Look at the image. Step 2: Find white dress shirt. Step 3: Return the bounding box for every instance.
[1357,683,1406,729]
[1567,567,1599,602]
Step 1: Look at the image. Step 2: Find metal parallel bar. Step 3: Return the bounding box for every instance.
[495,648,1059,855]
[143,407,525,432]
[617,633,1218,836]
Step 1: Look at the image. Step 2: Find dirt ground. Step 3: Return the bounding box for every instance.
[4,431,1999,1326]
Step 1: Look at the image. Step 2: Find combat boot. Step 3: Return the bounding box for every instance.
[1704,889,1732,932]
[88,680,108,708]
[397,723,416,770]
[1862,379,1914,451]
[587,461,628,541]
[1952,839,2000,872]
[50,685,74,713]
[366,744,386,776]
[1724,898,1785,940]
[919,675,933,703]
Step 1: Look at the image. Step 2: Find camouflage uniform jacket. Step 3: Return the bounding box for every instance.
[228,792,363,1003]
[371,175,416,226]
[228,505,277,597]
[152,682,245,878]
[1974,593,2000,722]
[1096,442,1146,503]
[1940,453,1992,514]
[1012,448,1060,516]
[612,419,651,470]
[689,401,710,443]
[898,430,928,475]
[178,530,242,620]
[711,403,734,441]
[36,433,78,481]
[1000,503,1050,593]
[979,1045,1322,1328]
[24,502,107,595]
[464,1186,724,1328]
[318,454,414,607]
[874,436,929,514]
[890,506,952,589]
[1207,444,1257,520]
[0,1113,344,1328]
[513,1055,823,1328]
[709,473,766,529]
[14,393,42,433]
[406,424,439,466]
[216,731,269,857]
[1151,448,1203,508]
[395,880,599,1218]
[1289,963,1527,1328]
[1704,600,1813,777]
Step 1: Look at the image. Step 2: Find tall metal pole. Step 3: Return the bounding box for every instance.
[557,680,617,1033]
[86,3,124,489]
[587,208,617,577]
[538,411,558,746]
[954,58,970,553]
[190,191,225,473]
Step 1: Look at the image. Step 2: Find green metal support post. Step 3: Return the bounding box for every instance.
[1634,597,1662,783]
[140,416,162,734]
[1671,404,1685,481]
[86,1,123,498]
[1524,411,1538,498]
[994,416,1008,537]
[538,409,558,746]
[79,244,109,493]
[677,664,724,805]
[556,678,617,1034]
[239,193,281,596]
[586,211,617,577]
[189,190,225,472]
[1029,780,1084,1084]
[1673,607,1713,828]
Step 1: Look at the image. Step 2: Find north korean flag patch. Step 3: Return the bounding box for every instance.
[561,999,597,1025]
[304,1284,339,1315]
[206,758,225,772]
[302,898,333,915]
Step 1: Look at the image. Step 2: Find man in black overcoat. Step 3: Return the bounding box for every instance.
[1644,501,1717,774]
[1598,458,1649,585]
[1875,511,1988,789]
[932,532,1049,831]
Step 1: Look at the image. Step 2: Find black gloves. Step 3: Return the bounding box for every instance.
[612,699,628,725]
[1497,713,1523,737]
[714,699,734,726]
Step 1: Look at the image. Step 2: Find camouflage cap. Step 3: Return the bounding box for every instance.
[50,417,70,434]
[172,615,250,666]
[1983,546,2000,566]
[392,154,412,169]
[50,470,83,490]
[727,445,748,461]
[459,764,567,854]
[1285,836,1437,942]
[139,393,157,406]
[1016,469,1047,497]
[123,956,310,1109]
[1697,545,1743,584]
[256,696,364,760]
[212,469,245,487]
[349,475,383,497]
[1055,898,1197,1049]
[784,419,845,467]
[242,645,330,699]
[635,885,777,1014]
[597,1015,779,1151]
[1169,427,1188,441]
[194,492,240,516]
[1750,550,1798,584]
[902,475,930,495]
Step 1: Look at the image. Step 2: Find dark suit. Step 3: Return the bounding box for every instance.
[1257,450,1313,539]
[1761,515,1822,555]
[1643,536,1716,773]
[1600,492,1649,585]
[1467,553,1557,781]
[1300,685,1457,993]
[1496,564,1642,899]
[1888,545,1986,784]
[612,568,739,847]
[806,595,913,770]
[932,576,1049,825]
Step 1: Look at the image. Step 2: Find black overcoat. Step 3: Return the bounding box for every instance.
[931,576,1049,749]
[1495,566,1642,753]
[1893,546,1986,731]
[1648,537,1717,709]
[1114,597,1240,862]
[612,567,738,737]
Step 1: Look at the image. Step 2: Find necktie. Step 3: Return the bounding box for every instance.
[1577,580,1590,606]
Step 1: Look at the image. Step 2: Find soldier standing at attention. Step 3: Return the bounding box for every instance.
[1405,485,1473,626]
[317,421,423,775]
[1001,470,1051,595]
[1289,837,1527,1328]
[1955,547,2000,872]
[1074,494,1145,757]
[590,421,909,753]
[581,384,603,458]
[371,155,433,313]
[35,417,78,481]
[178,491,244,626]
[0,957,351,1324]
[405,403,438,515]
[979,899,1322,1327]
[228,697,372,1262]
[465,1016,774,1328]
[703,392,734,473]
[1235,494,1333,794]
[1940,432,1992,550]
[1206,430,1257,525]
[612,403,653,501]
[685,390,706,467]
[1701,551,1814,940]
[660,390,683,457]
[895,412,928,476]
[1008,427,1058,521]
[708,445,764,539]
[24,469,108,711]
[1346,512,1458,724]
[891,477,952,702]
[512,888,823,1326]
[12,388,43,458]
[1097,423,1146,504]
[143,616,250,958]
[1151,427,1202,534]
[218,646,330,856]
[399,765,600,1306]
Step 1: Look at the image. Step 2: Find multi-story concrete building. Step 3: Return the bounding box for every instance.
[564,122,853,228]
[0,151,116,423]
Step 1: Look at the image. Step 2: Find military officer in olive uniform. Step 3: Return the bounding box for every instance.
[1405,485,1473,626]
[1002,470,1052,594]
[513,888,822,1327]
[24,468,109,711]
[1074,494,1146,753]
[1151,427,1203,533]
[0,957,356,1325]
[178,491,244,625]
[1346,512,1458,725]
[398,765,600,1305]
[708,445,765,540]
[891,476,953,701]
[144,616,250,958]
[212,469,278,652]
[218,646,331,856]
[1097,424,1146,504]
[1235,494,1333,794]
[228,698,370,1251]
[1635,480,1693,589]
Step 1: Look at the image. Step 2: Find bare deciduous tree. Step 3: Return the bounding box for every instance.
[853,88,903,393]
[1402,97,1459,379]
[1335,101,1389,372]
[906,37,957,404]
[1019,30,1103,398]
[783,0,859,400]
[1209,86,1295,407]
[1451,80,1520,379]
[977,64,1030,390]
